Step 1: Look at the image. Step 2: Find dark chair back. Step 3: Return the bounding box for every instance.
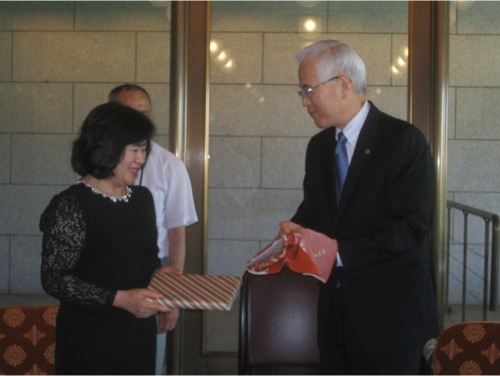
[238,267,320,374]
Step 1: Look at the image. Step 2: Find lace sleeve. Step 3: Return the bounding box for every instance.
[40,191,116,310]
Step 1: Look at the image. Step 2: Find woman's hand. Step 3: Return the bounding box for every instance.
[280,221,305,235]
[113,289,170,318]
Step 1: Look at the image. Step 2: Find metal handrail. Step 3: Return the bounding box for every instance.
[446,200,500,322]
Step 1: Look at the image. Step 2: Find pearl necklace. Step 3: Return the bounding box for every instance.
[76,180,132,203]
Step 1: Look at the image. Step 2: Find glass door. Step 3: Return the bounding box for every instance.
[205,0,409,356]
[446,1,500,311]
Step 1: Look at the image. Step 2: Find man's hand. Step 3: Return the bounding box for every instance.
[158,308,180,333]
[155,265,182,275]
[280,221,305,235]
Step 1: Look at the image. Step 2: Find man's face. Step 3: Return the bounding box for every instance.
[115,90,152,118]
[298,56,344,130]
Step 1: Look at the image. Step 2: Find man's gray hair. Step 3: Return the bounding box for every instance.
[295,40,367,95]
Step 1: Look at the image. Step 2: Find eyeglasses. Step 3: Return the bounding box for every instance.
[297,75,341,99]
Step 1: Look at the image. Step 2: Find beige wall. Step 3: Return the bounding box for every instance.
[206,1,410,280]
[1,1,499,306]
[0,0,408,294]
[205,0,410,354]
[0,1,171,293]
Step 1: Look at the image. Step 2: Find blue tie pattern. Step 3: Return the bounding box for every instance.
[335,132,349,203]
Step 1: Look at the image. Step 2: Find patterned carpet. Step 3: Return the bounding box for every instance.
[0,305,58,375]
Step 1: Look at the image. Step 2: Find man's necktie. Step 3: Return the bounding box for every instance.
[335,132,349,203]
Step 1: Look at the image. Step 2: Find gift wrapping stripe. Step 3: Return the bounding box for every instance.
[149,273,241,311]
[151,276,217,310]
[152,275,219,310]
[186,275,237,299]
[173,274,236,306]
[160,274,239,310]
[184,275,241,308]
[164,275,228,310]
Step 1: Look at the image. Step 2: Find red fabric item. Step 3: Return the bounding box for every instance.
[246,229,337,283]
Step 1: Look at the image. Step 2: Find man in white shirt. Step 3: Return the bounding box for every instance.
[109,84,198,374]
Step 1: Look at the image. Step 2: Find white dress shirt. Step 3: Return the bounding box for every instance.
[138,142,198,259]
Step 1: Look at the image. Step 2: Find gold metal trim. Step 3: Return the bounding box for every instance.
[168,1,213,373]
[408,1,449,331]
[432,1,449,333]
[169,1,188,161]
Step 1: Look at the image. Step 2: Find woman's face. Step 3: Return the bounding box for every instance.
[110,141,148,187]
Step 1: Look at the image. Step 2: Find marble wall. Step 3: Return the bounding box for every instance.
[447,1,500,305]
[0,1,171,293]
[207,1,410,277]
[1,2,498,304]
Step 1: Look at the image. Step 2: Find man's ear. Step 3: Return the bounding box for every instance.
[340,76,350,92]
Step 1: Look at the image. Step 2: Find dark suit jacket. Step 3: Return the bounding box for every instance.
[292,102,439,353]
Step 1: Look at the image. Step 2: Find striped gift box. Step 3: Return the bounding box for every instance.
[148,273,242,311]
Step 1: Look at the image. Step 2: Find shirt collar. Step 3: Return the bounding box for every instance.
[336,100,370,146]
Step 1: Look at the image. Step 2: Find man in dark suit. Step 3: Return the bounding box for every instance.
[280,40,439,374]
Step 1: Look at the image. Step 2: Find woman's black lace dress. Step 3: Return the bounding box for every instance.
[40,183,160,375]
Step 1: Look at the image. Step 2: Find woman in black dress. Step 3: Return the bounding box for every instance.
[40,102,177,374]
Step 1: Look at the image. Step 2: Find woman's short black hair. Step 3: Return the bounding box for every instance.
[71,102,155,179]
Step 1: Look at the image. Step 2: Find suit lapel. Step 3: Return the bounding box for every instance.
[337,104,382,216]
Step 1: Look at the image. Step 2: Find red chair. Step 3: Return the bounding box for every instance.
[433,321,500,375]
